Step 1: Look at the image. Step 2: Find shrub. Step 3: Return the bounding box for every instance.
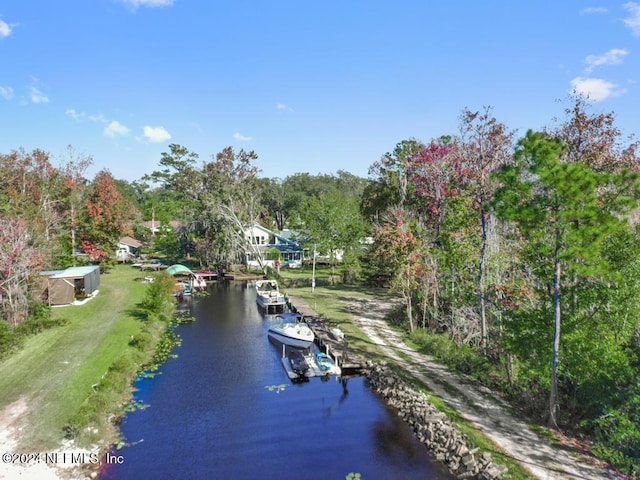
[409,328,500,389]
[99,356,134,393]
[15,303,66,336]
[129,331,153,351]
[587,402,640,476]
[141,272,176,321]
[0,320,21,358]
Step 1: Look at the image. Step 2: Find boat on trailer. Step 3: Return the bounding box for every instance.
[256,279,287,313]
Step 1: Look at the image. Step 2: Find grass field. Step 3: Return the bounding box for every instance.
[282,278,398,361]
[0,264,152,451]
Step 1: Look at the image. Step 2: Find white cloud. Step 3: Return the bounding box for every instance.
[65,108,85,120]
[580,7,608,15]
[0,86,13,100]
[66,109,108,123]
[0,19,12,38]
[584,48,628,72]
[104,120,131,137]
[120,0,174,10]
[623,2,640,36]
[277,102,294,112]
[569,77,626,101]
[30,87,49,104]
[233,132,252,141]
[143,125,171,142]
[89,114,107,123]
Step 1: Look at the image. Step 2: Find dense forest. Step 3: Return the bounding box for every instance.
[1,96,640,476]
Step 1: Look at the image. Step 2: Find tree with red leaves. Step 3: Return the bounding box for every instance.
[370,207,431,332]
[82,169,133,257]
[0,218,43,326]
[405,139,464,237]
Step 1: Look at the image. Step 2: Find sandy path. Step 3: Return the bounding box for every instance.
[339,296,619,480]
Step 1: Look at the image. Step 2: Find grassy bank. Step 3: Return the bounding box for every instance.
[0,264,168,451]
[283,280,395,362]
[281,275,534,480]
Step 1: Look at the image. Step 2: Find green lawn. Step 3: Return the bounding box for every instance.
[0,264,151,450]
[283,282,397,361]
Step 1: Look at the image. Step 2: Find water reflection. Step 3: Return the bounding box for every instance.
[100,281,453,480]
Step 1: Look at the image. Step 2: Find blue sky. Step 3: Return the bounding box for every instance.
[1,1,639,182]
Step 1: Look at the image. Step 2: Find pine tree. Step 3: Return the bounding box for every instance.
[493,130,640,427]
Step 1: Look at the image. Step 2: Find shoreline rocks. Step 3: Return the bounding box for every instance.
[364,362,508,480]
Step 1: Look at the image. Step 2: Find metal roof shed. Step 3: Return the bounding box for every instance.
[42,266,101,306]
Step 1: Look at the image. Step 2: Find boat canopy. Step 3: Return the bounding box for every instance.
[166,264,194,276]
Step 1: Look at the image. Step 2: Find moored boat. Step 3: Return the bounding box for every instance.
[288,349,309,376]
[315,351,341,376]
[256,279,287,313]
[316,352,333,371]
[174,281,192,298]
[267,314,315,348]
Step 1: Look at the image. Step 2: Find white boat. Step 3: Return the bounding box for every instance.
[190,274,207,292]
[267,313,315,348]
[256,279,287,313]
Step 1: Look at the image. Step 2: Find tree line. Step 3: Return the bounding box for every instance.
[1,95,639,475]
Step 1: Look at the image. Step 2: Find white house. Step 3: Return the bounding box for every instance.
[116,236,143,262]
[243,224,303,269]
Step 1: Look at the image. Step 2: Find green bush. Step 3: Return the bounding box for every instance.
[0,320,22,358]
[64,405,95,439]
[99,357,133,393]
[15,303,66,336]
[588,402,640,476]
[129,331,153,351]
[409,329,500,388]
[141,273,176,320]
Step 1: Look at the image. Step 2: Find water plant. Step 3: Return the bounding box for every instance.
[264,384,289,394]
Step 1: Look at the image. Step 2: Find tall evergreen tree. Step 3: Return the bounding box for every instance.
[493,130,640,427]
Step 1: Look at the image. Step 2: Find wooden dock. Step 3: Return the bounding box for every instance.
[286,296,364,375]
[276,343,341,380]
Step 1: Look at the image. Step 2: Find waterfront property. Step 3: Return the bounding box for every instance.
[243,224,304,269]
[99,281,452,480]
[40,265,101,306]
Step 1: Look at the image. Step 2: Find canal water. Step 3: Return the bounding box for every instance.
[99,281,453,480]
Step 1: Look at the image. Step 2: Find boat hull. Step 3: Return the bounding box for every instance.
[267,323,314,349]
[256,295,287,312]
[256,280,287,313]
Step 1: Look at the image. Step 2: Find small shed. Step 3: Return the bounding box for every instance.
[41,266,101,306]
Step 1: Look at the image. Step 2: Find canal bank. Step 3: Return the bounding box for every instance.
[99,281,455,480]
[332,294,622,480]
[0,265,180,480]
[286,295,508,480]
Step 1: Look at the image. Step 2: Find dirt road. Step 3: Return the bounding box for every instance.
[317,295,620,480]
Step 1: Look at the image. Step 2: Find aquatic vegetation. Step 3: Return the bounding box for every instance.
[264,384,289,394]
